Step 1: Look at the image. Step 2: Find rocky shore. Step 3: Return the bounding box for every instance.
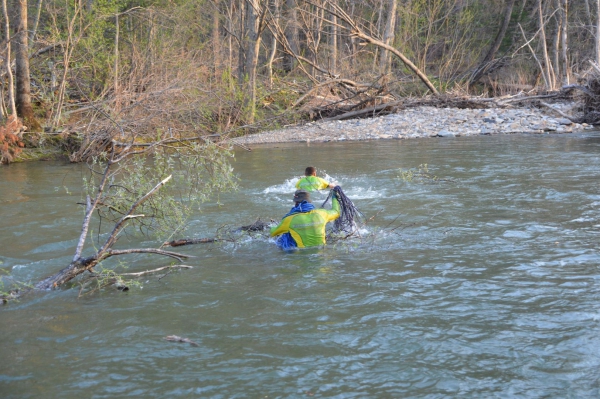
[233,104,596,145]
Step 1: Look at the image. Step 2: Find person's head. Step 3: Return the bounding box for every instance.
[293,190,311,204]
[305,166,316,176]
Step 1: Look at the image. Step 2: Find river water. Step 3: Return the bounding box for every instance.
[1,133,600,398]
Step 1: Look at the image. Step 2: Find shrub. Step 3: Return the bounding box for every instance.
[0,116,26,165]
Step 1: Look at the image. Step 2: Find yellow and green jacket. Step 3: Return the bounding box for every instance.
[270,197,340,248]
[296,176,330,192]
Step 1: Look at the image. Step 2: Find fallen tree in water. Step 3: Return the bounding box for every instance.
[30,126,238,292]
[35,169,187,290]
[0,96,239,301]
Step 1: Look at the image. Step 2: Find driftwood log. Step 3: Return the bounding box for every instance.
[163,218,273,248]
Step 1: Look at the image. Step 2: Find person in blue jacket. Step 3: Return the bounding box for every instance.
[270,189,340,250]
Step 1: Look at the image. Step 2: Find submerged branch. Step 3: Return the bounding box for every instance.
[119,265,193,277]
[164,237,220,247]
[107,248,189,261]
[164,218,274,247]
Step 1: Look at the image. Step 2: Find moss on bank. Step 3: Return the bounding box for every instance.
[15,147,68,162]
[13,133,74,163]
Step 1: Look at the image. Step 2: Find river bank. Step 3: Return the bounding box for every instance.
[233,103,595,146]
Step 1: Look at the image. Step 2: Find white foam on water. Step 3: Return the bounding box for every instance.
[260,173,388,206]
[321,172,338,185]
[341,186,384,200]
[262,177,300,194]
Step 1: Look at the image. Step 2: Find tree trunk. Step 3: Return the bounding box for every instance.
[213,0,221,81]
[329,2,337,74]
[1,0,16,117]
[538,0,555,89]
[552,1,561,82]
[266,0,280,87]
[114,13,121,114]
[36,256,101,290]
[308,6,324,78]
[348,0,356,69]
[559,0,569,85]
[225,1,233,73]
[283,0,298,72]
[244,0,261,123]
[597,0,600,66]
[238,0,246,81]
[29,0,43,42]
[14,0,40,130]
[469,0,516,87]
[379,0,397,77]
[583,0,592,30]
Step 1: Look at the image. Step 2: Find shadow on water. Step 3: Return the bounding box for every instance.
[2,133,600,397]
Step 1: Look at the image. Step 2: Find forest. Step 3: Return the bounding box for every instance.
[1,0,599,164]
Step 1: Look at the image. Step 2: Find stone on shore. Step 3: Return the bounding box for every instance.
[233,105,593,145]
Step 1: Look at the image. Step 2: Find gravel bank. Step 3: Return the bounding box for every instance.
[234,105,595,146]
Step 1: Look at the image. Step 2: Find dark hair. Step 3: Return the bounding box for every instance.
[305,166,316,176]
[293,190,311,203]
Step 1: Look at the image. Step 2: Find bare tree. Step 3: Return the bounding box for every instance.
[1,0,16,117]
[243,0,269,123]
[379,0,397,77]
[266,0,280,87]
[538,0,556,89]
[213,0,222,81]
[328,0,337,74]
[597,0,600,65]
[14,0,40,129]
[283,0,299,72]
[29,0,43,42]
[559,0,569,85]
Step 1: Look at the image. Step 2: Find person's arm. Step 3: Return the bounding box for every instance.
[331,194,340,214]
[270,216,292,237]
[317,177,334,190]
[324,194,341,222]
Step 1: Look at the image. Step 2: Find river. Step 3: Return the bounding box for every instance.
[1,133,600,397]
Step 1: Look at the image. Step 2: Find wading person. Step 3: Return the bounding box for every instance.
[296,166,336,192]
[270,189,340,250]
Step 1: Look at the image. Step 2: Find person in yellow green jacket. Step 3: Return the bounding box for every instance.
[296,166,336,192]
[270,189,340,249]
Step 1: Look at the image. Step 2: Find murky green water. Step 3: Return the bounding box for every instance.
[2,133,600,398]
